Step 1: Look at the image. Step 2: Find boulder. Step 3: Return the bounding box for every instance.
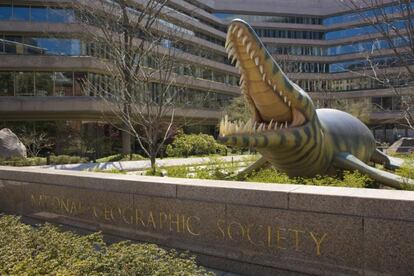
[387,137,414,155]
[0,128,27,159]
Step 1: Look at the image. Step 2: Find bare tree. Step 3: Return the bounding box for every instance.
[19,126,53,157]
[340,0,414,128]
[70,0,208,172]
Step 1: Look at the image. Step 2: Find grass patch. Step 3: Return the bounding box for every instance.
[0,155,88,166]
[87,168,127,174]
[96,154,145,163]
[246,168,377,189]
[0,215,212,275]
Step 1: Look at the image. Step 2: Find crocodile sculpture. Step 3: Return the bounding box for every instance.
[218,19,413,189]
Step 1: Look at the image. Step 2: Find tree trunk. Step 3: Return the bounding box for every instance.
[121,130,131,155]
[150,155,156,174]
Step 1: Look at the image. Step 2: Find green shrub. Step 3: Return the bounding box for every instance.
[0,155,89,166]
[395,157,414,190]
[0,157,46,166]
[0,215,212,275]
[49,155,88,165]
[246,168,375,188]
[166,134,228,158]
[88,168,126,174]
[166,166,190,178]
[96,154,145,163]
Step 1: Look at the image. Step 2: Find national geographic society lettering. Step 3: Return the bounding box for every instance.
[30,193,328,257]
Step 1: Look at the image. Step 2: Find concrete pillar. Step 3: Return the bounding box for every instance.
[122,130,131,155]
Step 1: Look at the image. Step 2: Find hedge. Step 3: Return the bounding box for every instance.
[0,215,212,275]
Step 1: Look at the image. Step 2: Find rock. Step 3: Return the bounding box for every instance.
[0,128,27,159]
[387,137,414,155]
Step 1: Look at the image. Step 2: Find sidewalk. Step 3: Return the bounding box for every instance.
[31,155,255,172]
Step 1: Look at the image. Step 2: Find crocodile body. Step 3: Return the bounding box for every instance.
[218,19,413,189]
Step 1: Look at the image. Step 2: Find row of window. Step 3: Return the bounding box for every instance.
[0,4,228,55]
[315,96,402,112]
[214,13,322,25]
[324,19,410,40]
[265,36,409,58]
[329,56,414,73]
[266,45,326,56]
[0,71,233,110]
[280,62,329,74]
[0,5,75,23]
[254,28,324,40]
[297,76,412,93]
[0,35,238,86]
[327,36,410,56]
[0,71,85,97]
[323,2,414,26]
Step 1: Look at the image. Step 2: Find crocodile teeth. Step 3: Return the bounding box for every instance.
[267,80,272,86]
[225,41,233,51]
[259,65,264,74]
[274,122,278,130]
[279,91,283,97]
[246,42,252,53]
[284,96,287,103]
[237,29,243,38]
[268,120,274,130]
[228,48,235,59]
[232,54,238,64]
[250,51,256,60]
[273,85,277,91]
[235,60,241,69]
[254,57,260,66]
[288,101,291,107]
[285,121,288,128]
[262,74,266,81]
[242,36,248,45]
[232,25,239,34]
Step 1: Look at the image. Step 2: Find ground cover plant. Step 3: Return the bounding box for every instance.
[96,154,145,163]
[166,133,228,157]
[0,155,88,166]
[0,215,212,275]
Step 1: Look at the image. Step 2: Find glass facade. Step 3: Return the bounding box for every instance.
[327,36,410,56]
[296,76,412,93]
[0,5,75,23]
[254,28,324,40]
[0,35,238,86]
[266,45,326,56]
[325,20,410,40]
[214,13,322,25]
[323,3,414,25]
[0,71,233,110]
[329,56,414,73]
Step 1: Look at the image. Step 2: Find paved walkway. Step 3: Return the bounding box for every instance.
[32,155,256,172]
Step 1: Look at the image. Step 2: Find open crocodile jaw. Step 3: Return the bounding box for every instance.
[220,20,307,138]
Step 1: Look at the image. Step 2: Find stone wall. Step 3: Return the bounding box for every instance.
[0,166,413,275]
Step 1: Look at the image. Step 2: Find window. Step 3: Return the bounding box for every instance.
[31,6,48,22]
[54,72,73,96]
[15,72,34,96]
[0,5,12,20]
[0,72,14,96]
[35,72,54,96]
[74,72,87,96]
[4,36,22,54]
[48,8,75,23]
[13,6,30,21]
